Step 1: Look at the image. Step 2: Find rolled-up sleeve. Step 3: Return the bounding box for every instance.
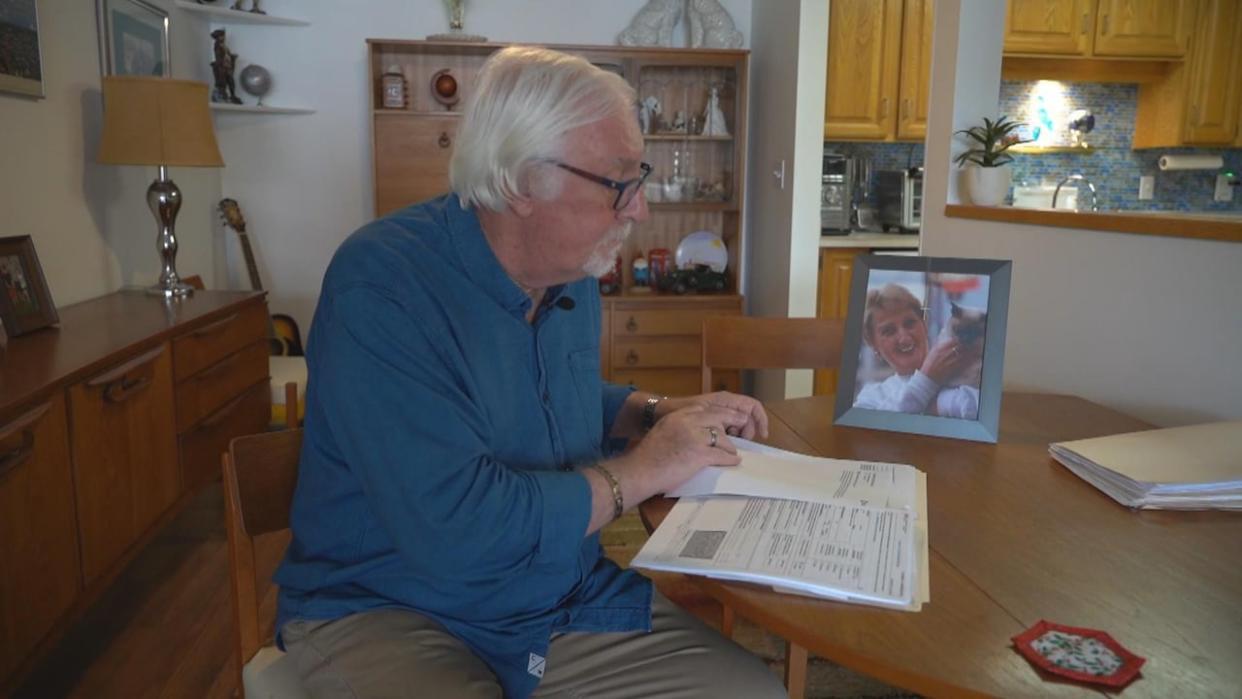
[315,284,592,578]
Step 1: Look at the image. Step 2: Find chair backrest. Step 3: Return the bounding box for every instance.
[701,317,845,393]
[223,429,302,674]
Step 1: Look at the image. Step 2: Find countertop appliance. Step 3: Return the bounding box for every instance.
[876,167,922,233]
[821,153,854,234]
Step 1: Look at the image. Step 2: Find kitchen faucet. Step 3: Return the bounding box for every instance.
[1051,173,1098,211]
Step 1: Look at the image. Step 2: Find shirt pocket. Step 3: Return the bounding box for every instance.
[566,347,605,460]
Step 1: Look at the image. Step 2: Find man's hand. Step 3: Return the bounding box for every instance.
[659,391,769,440]
[619,405,744,496]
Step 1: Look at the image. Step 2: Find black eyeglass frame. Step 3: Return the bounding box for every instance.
[551,161,653,211]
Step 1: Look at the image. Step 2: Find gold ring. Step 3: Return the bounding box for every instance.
[707,427,718,448]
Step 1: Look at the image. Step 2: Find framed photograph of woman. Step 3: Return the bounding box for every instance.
[833,255,1011,443]
[96,0,169,77]
[0,235,58,337]
[0,0,45,98]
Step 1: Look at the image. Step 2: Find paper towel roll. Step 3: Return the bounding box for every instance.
[1158,154,1224,171]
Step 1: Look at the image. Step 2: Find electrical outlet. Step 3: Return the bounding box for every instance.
[1138,175,1155,200]
[1216,174,1235,202]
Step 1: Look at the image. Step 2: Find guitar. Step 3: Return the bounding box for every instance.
[217,198,305,357]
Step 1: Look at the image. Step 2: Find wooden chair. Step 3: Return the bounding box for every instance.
[701,316,846,394]
[223,429,310,698]
[699,316,844,696]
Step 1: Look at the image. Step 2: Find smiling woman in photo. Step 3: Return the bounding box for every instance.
[853,282,981,419]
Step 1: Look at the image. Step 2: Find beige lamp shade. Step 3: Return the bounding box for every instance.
[98,76,224,167]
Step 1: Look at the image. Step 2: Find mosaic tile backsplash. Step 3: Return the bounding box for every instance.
[825,81,1242,212]
[997,80,1240,211]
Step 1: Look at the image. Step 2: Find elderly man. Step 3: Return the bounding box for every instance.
[274,46,786,699]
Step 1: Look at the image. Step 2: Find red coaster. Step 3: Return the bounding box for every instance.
[1012,620,1145,689]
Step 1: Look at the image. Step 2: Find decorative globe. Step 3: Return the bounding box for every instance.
[239,64,272,103]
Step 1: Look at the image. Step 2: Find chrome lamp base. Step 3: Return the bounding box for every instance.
[148,166,193,298]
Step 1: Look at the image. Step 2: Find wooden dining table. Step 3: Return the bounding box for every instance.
[639,393,1242,699]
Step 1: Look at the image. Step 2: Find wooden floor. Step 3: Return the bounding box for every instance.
[11,486,715,699]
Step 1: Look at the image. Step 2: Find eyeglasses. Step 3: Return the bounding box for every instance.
[552,161,653,211]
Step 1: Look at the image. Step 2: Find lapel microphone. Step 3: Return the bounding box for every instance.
[555,296,576,311]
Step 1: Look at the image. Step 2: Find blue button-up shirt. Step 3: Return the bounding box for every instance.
[274,194,652,699]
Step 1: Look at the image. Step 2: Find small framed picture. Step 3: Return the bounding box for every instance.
[0,235,59,337]
[833,255,1012,443]
[96,0,170,77]
[0,0,45,98]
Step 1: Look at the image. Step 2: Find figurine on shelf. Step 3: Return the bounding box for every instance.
[617,0,682,47]
[639,95,661,134]
[210,30,242,104]
[671,110,686,133]
[598,255,622,296]
[632,253,649,288]
[427,0,488,42]
[230,0,265,14]
[700,86,730,137]
[688,0,744,49]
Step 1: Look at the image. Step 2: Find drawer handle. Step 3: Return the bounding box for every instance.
[199,388,252,429]
[626,349,639,365]
[0,402,48,480]
[87,346,165,386]
[104,375,152,404]
[191,313,240,338]
[438,132,451,148]
[0,433,34,479]
[626,316,638,332]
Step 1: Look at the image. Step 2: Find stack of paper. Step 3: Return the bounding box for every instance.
[631,440,929,611]
[1049,421,1242,510]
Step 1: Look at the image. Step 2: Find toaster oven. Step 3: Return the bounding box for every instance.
[876,168,922,233]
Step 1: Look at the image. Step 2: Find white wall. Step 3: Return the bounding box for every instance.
[922,0,1242,426]
[209,0,751,332]
[0,1,220,309]
[743,0,827,401]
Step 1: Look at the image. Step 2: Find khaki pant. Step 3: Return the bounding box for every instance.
[282,591,787,698]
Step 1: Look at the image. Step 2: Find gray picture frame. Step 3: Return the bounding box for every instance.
[0,0,45,98]
[833,255,1012,443]
[97,0,170,78]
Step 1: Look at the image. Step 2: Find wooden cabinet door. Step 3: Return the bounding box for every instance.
[0,396,80,681]
[824,0,903,140]
[374,115,457,217]
[897,0,934,141]
[1181,0,1242,144]
[1003,0,1095,55]
[70,346,180,585]
[1092,0,1193,57]
[813,248,864,396]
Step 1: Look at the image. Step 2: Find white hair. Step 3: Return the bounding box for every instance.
[449,46,637,212]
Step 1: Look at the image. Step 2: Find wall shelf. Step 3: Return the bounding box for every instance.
[1010,144,1096,154]
[644,134,733,142]
[174,1,309,26]
[210,103,314,115]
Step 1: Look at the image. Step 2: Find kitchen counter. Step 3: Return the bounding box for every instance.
[944,205,1242,244]
[819,231,920,248]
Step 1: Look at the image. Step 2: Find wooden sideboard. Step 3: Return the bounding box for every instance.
[0,290,270,690]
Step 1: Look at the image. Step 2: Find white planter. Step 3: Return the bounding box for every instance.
[964,165,1012,206]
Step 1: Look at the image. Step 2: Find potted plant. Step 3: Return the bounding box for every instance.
[954,116,1030,206]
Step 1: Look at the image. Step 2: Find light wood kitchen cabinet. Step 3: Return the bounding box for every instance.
[0,395,80,683]
[1003,0,1193,58]
[813,248,865,396]
[1133,0,1242,147]
[1004,0,1095,55]
[1091,0,1194,58]
[69,346,180,585]
[369,40,750,393]
[897,0,935,140]
[824,0,932,142]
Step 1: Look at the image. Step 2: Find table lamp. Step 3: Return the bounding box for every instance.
[98,76,223,298]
